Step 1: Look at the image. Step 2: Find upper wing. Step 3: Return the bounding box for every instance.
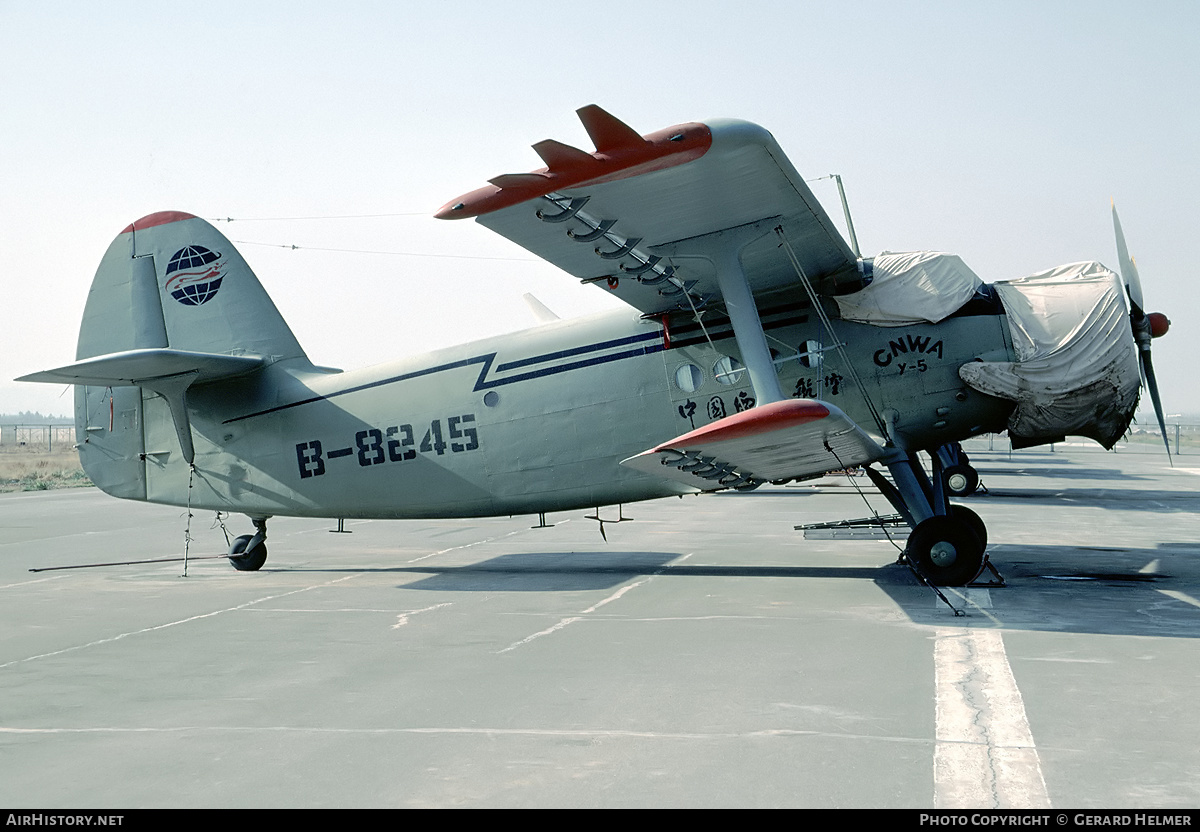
[620,399,886,492]
[437,106,861,315]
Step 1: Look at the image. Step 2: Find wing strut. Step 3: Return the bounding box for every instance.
[656,219,785,406]
[712,226,784,405]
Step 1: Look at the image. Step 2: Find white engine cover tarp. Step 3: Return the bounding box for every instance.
[958,261,1140,447]
[834,251,983,326]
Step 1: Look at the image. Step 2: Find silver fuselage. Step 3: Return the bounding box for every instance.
[77,303,1016,519]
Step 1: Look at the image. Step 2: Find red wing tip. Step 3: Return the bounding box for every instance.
[435,191,493,220]
[653,399,833,450]
[121,211,198,234]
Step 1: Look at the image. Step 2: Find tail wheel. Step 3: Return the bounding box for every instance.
[228,534,267,572]
[906,515,984,586]
[944,464,979,498]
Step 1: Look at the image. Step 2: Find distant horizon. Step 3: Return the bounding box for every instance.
[0,412,74,424]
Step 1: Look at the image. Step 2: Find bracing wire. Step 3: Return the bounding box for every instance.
[775,226,888,436]
[823,441,903,553]
[680,279,720,355]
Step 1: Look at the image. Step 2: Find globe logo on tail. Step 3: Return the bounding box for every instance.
[165,245,226,306]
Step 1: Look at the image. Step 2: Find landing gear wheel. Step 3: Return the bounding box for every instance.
[228,534,267,572]
[943,464,979,497]
[906,515,984,587]
[949,504,987,552]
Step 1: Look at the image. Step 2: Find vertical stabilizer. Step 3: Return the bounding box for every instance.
[63,210,312,492]
[77,211,308,363]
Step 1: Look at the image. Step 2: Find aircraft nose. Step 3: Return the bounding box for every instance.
[1149,311,1171,338]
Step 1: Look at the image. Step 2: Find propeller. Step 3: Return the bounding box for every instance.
[1112,203,1173,462]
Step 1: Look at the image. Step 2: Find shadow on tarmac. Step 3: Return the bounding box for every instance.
[287,550,911,591]
[282,540,1200,639]
[884,540,1200,638]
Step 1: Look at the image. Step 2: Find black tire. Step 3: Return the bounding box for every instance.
[228,534,267,572]
[906,515,984,586]
[944,464,979,498]
[949,504,987,552]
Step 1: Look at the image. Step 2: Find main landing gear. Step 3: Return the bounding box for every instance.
[227,516,268,571]
[905,510,986,586]
[865,449,988,586]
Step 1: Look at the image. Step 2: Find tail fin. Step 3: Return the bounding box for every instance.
[19,212,312,486]
[77,211,308,362]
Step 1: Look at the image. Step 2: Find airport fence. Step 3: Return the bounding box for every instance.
[0,425,76,453]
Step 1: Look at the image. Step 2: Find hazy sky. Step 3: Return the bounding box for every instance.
[3,1,1197,419]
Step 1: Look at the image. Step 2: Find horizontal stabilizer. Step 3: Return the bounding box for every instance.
[620,399,885,491]
[17,348,264,387]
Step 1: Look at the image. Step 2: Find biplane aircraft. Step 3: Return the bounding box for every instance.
[18,106,1171,586]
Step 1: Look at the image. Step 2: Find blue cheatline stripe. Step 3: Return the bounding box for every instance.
[478,342,665,390]
[495,331,661,372]
[222,354,494,424]
[224,333,666,424]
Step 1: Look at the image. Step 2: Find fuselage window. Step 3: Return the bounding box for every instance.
[713,356,744,385]
[675,363,703,392]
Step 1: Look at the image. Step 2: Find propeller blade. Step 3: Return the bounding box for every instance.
[1140,348,1173,465]
[1112,203,1145,317]
[1114,203,1171,464]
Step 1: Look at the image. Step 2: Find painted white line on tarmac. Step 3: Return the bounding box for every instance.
[497,553,695,654]
[0,574,358,670]
[934,628,1051,809]
[496,580,649,653]
[1158,589,1200,610]
[393,602,453,629]
[0,575,64,590]
[404,528,531,564]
